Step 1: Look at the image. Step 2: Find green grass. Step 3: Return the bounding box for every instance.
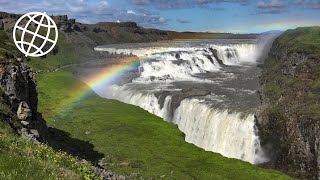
[262,27,320,117]
[0,120,98,180]
[28,32,79,71]
[276,26,320,55]
[36,70,292,179]
[0,29,77,71]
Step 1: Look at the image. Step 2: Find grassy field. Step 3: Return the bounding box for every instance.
[36,70,291,179]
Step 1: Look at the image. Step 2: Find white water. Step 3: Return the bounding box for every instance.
[104,85,173,120]
[173,99,267,164]
[96,44,258,82]
[90,39,276,165]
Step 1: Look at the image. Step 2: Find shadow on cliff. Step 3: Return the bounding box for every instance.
[46,125,104,164]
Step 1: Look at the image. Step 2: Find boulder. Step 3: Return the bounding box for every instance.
[17,101,32,120]
[118,162,129,168]
[60,23,73,32]
[72,24,81,32]
[30,129,40,138]
[20,120,29,126]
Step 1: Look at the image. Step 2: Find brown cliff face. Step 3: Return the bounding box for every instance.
[256,27,320,179]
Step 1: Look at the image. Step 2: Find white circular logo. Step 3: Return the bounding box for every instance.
[13,12,58,57]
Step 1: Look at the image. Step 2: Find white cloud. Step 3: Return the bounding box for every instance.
[0,0,168,28]
[99,1,109,7]
[127,10,136,14]
[256,0,287,14]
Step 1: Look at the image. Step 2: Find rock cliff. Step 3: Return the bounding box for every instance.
[0,34,47,140]
[256,27,320,179]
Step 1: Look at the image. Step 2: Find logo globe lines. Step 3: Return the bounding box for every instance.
[13,12,58,57]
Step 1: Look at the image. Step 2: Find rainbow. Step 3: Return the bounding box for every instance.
[53,56,141,117]
[50,38,202,117]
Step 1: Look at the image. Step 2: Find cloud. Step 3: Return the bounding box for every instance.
[255,16,320,31]
[0,0,168,28]
[256,0,287,14]
[0,0,9,4]
[127,10,136,14]
[195,0,249,5]
[129,0,194,9]
[177,19,191,23]
[117,10,168,26]
[294,0,320,9]
[128,0,249,9]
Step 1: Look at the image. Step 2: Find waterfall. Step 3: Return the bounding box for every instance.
[95,85,268,164]
[173,98,268,164]
[96,43,259,82]
[89,39,274,165]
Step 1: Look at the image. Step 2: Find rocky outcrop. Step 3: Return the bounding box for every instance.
[17,101,32,120]
[209,48,224,65]
[0,61,38,112]
[256,27,320,179]
[0,52,47,140]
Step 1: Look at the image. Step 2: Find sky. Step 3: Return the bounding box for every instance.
[0,0,320,33]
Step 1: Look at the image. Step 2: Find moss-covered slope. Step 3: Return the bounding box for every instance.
[257,26,320,179]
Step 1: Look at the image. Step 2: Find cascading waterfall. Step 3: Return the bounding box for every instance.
[172,99,267,164]
[101,44,258,82]
[95,84,268,164]
[91,39,276,165]
[104,85,173,120]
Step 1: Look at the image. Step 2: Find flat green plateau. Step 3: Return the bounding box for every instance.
[37,70,291,179]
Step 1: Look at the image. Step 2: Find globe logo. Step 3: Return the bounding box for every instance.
[13,12,58,57]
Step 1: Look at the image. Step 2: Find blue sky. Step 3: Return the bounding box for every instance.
[0,0,320,33]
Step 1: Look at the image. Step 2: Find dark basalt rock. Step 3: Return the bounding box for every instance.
[72,24,81,32]
[0,54,47,140]
[155,88,211,120]
[209,48,225,65]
